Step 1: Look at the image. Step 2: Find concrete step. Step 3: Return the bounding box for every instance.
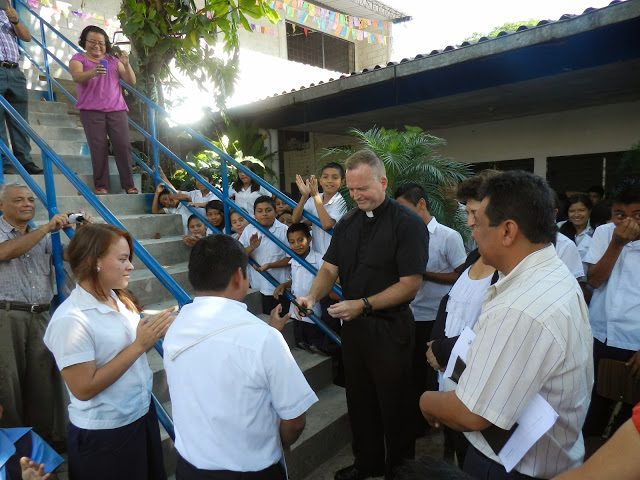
[134,235,191,270]
[128,261,192,307]
[31,193,150,221]
[2,172,142,197]
[32,154,125,176]
[31,138,87,156]
[31,125,86,142]
[27,100,69,115]
[288,384,350,480]
[28,111,79,128]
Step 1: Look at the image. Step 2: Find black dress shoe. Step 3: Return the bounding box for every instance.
[335,465,384,480]
[23,162,43,174]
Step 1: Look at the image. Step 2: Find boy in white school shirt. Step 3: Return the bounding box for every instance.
[240,196,291,314]
[583,177,640,436]
[163,235,317,479]
[274,223,327,354]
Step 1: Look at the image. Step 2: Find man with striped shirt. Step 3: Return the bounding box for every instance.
[420,171,593,479]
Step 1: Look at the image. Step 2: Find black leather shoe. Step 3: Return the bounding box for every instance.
[3,166,17,174]
[334,465,384,480]
[23,162,43,174]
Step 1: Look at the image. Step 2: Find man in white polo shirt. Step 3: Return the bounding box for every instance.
[163,234,318,480]
[394,182,466,436]
[419,171,593,479]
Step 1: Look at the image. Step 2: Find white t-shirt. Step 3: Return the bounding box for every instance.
[584,222,640,350]
[302,193,347,256]
[444,265,493,338]
[239,221,290,295]
[164,201,192,235]
[290,250,324,323]
[188,189,217,216]
[411,218,466,321]
[43,285,153,430]
[230,185,271,217]
[555,232,586,281]
[163,296,318,471]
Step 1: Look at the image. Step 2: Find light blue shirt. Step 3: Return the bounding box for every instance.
[584,223,640,350]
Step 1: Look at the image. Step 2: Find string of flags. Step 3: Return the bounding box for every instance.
[268,0,391,44]
[23,0,391,45]
[25,0,115,26]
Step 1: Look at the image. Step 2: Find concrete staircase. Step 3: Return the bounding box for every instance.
[4,92,350,479]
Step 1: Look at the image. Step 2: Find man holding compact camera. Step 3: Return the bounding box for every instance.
[0,3,43,175]
[0,182,91,445]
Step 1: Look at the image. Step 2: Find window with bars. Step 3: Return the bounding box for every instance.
[286,21,355,73]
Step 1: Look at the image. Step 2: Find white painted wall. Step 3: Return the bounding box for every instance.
[430,100,640,179]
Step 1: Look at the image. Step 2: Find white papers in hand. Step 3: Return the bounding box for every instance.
[498,394,559,472]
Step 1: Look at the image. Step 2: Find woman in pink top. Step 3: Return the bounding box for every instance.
[69,26,137,195]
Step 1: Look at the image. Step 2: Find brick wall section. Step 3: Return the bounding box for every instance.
[282,132,357,190]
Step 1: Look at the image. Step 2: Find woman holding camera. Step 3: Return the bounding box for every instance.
[69,26,137,195]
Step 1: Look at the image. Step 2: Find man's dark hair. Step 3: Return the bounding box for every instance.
[395,457,473,480]
[205,200,224,213]
[254,195,276,212]
[394,182,430,210]
[197,169,214,184]
[456,169,500,203]
[610,177,640,205]
[587,185,605,197]
[478,170,557,244]
[189,235,248,292]
[591,199,612,229]
[287,222,311,239]
[320,162,345,180]
[78,26,112,52]
[158,189,171,202]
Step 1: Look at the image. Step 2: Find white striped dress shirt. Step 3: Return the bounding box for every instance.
[456,245,593,478]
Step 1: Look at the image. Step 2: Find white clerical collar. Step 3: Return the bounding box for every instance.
[366,211,374,218]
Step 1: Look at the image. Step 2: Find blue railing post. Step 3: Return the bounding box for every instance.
[41,151,66,301]
[149,106,159,171]
[221,156,231,234]
[38,18,53,103]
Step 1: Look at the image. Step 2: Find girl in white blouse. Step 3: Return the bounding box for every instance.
[43,224,173,480]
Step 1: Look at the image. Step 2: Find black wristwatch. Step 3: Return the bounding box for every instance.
[362,297,372,316]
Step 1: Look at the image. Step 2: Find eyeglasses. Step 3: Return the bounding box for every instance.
[86,40,106,47]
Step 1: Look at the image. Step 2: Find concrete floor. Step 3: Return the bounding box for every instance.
[302,430,445,480]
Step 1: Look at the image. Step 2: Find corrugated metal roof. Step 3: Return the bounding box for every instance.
[313,0,410,22]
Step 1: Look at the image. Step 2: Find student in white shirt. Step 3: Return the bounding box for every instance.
[182,214,207,248]
[43,224,174,480]
[230,161,271,217]
[394,182,467,436]
[163,234,317,479]
[274,223,328,354]
[230,209,249,240]
[558,194,594,257]
[583,177,640,436]
[151,182,192,234]
[239,196,291,314]
[292,162,347,256]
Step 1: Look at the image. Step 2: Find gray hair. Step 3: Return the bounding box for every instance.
[344,150,386,180]
[0,182,30,202]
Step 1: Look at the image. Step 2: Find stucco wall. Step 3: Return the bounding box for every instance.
[430,100,640,179]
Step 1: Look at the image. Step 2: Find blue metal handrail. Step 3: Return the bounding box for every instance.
[15,0,343,299]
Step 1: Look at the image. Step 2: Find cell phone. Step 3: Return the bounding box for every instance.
[99,58,108,72]
[0,0,8,11]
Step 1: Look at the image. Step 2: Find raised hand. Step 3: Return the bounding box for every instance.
[134,308,175,352]
[296,174,311,197]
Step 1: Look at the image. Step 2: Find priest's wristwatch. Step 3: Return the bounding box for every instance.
[362,297,373,316]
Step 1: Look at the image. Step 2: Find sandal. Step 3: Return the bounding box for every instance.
[95,188,108,195]
[126,188,139,194]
